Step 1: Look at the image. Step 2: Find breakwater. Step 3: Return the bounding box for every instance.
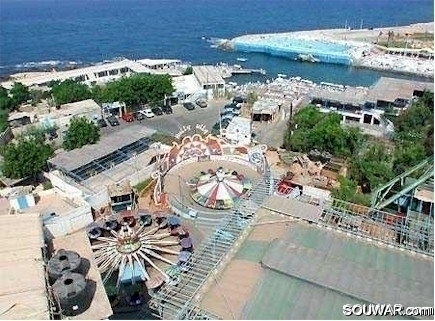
[233,37,353,65]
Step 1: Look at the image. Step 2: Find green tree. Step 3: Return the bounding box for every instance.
[349,143,394,192]
[93,74,174,107]
[332,176,358,202]
[283,106,365,157]
[392,141,426,175]
[10,82,31,108]
[50,79,92,105]
[1,137,54,179]
[62,116,100,151]
[183,66,193,75]
[246,91,258,106]
[0,86,14,111]
[0,110,9,132]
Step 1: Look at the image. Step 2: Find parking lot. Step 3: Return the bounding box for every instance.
[100,98,231,137]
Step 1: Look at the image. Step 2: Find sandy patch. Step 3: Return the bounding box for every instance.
[200,260,263,319]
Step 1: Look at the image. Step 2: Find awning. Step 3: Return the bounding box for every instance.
[414,188,434,203]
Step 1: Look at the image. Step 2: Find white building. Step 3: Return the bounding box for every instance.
[192,65,226,97]
[318,107,394,137]
[171,74,203,100]
[221,117,252,146]
[38,99,102,130]
[1,59,177,89]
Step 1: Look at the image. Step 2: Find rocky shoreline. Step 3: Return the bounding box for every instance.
[223,22,434,78]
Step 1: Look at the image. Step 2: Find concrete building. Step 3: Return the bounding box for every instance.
[171,74,203,100]
[192,65,225,97]
[367,77,434,109]
[252,98,280,122]
[318,107,395,137]
[38,99,102,130]
[221,116,252,146]
[0,213,50,319]
[101,101,127,117]
[46,125,172,211]
[1,59,154,89]
[137,58,182,74]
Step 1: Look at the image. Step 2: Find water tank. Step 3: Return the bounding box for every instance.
[52,272,88,316]
[48,249,82,282]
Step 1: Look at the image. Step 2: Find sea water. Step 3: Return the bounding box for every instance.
[0,0,433,86]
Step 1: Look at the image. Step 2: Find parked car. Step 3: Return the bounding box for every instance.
[196,99,207,108]
[162,105,173,114]
[139,109,155,118]
[183,102,195,111]
[134,112,145,121]
[97,118,108,127]
[233,96,246,104]
[107,116,120,126]
[221,109,234,117]
[122,112,134,122]
[221,113,235,121]
[151,107,163,116]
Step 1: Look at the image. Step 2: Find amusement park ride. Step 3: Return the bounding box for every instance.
[86,178,194,309]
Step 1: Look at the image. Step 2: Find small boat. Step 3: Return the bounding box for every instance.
[277,73,287,78]
[236,57,248,62]
[296,54,319,63]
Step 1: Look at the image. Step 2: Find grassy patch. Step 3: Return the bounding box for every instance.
[134,177,154,193]
[42,181,53,190]
[149,132,177,145]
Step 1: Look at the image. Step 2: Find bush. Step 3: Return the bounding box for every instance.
[42,181,53,190]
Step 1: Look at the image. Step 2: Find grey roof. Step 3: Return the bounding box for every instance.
[192,65,225,86]
[311,86,368,106]
[241,223,434,320]
[48,125,156,171]
[367,77,434,103]
[262,195,322,222]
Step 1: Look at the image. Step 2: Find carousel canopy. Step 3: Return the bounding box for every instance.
[191,167,252,210]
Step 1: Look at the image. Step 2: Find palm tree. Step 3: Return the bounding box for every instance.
[387,30,395,47]
[376,31,383,44]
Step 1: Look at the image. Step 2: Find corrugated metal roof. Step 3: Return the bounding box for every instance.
[242,223,434,320]
[48,125,156,171]
[0,213,50,320]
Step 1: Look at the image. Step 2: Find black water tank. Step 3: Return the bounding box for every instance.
[48,249,82,282]
[52,272,88,316]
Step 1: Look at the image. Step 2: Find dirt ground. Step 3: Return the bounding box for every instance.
[200,260,263,319]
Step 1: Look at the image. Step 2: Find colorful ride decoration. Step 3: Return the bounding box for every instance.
[166,134,223,170]
[88,212,192,288]
[190,166,252,210]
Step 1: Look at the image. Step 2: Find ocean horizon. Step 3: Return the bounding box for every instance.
[0,0,433,86]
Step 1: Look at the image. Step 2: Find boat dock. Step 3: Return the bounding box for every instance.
[217,63,266,78]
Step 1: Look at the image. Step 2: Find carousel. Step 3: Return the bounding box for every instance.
[189,166,252,210]
[87,211,194,307]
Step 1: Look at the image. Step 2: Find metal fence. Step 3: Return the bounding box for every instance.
[149,163,433,319]
[148,164,272,320]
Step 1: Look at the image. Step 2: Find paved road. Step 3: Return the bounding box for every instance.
[99,98,289,148]
[252,109,289,148]
[101,99,231,137]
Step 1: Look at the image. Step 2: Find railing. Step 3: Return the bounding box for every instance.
[319,198,434,256]
[149,160,272,320]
